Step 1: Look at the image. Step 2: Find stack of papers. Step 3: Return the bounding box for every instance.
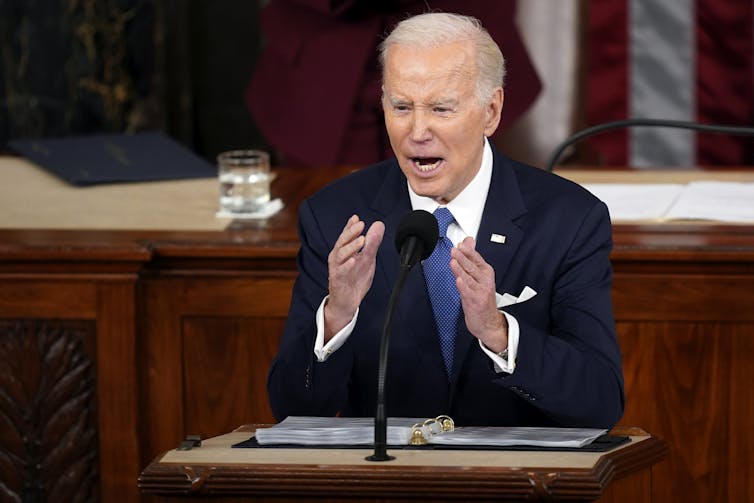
[663,182,754,222]
[583,181,754,223]
[425,426,608,448]
[255,416,418,446]
[254,416,607,449]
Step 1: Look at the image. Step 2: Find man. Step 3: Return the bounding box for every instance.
[268,13,624,428]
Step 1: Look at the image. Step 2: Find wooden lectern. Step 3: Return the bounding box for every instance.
[138,425,666,502]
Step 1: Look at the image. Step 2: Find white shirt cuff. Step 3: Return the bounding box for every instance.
[479,311,519,374]
[313,295,358,362]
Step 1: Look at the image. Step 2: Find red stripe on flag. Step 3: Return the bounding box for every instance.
[586,0,629,165]
[696,0,754,166]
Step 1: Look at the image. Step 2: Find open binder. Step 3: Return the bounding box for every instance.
[233,416,629,452]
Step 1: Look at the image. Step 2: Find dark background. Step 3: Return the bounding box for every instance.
[0,0,265,161]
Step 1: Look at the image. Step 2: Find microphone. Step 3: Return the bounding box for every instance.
[394,209,439,267]
[366,209,438,461]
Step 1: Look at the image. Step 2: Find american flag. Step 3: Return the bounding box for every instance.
[586,0,754,167]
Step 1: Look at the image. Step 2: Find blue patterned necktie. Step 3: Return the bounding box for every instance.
[423,207,461,378]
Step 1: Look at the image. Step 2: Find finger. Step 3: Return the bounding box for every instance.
[450,246,475,272]
[456,272,497,314]
[452,238,490,281]
[457,237,486,266]
[336,233,366,264]
[331,216,366,265]
[361,221,385,258]
[452,255,496,297]
[333,215,364,250]
[450,257,470,282]
[455,275,486,318]
[455,273,473,298]
[451,259,481,298]
[450,244,481,281]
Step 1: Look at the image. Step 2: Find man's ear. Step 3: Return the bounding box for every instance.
[483,87,504,137]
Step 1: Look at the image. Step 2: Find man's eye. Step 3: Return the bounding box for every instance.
[394,105,410,112]
[433,107,453,114]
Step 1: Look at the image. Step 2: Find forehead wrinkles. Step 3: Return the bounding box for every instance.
[384,53,477,102]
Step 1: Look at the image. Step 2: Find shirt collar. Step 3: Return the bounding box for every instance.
[407,137,493,241]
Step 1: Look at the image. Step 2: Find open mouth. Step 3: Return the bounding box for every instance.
[412,157,443,172]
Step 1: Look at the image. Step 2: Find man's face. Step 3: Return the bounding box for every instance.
[382,41,503,204]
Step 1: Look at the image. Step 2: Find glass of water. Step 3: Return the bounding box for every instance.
[217,150,271,214]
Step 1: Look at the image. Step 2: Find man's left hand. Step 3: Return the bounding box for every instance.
[450,237,508,352]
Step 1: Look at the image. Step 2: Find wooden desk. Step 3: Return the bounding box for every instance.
[1,158,753,501]
[137,425,666,502]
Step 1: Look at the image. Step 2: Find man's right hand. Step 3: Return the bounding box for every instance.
[324,215,385,341]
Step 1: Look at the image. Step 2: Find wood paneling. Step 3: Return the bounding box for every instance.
[182,317,282,438]
[607,220,754,501]
[617,321,754,502]
[0,280,97,318]
[96,281,140,501]
[613,273,754,322]
[0,319,99,501]
[139,274,294,468]
[0,277,142,502]
[598,468,653,502]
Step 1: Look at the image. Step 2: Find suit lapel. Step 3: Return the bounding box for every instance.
[474,148,527,293]
[370,160,411,295]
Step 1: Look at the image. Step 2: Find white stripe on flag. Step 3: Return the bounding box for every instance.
[512,0,580,167]
[630,0,695,167]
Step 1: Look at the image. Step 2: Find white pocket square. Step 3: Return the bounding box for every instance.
[496,286,537,308]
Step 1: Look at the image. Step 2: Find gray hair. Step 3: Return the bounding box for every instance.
[378,12,506,104]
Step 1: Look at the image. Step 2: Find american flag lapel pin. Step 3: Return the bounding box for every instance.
[490,233,506,244]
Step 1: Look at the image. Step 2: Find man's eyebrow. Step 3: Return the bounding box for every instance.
[388,96,411,106]
[385,96,458,107]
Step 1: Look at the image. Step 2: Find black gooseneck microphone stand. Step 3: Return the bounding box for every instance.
[365,259,412,461]
[545,118,754,173]
[366,210,437,462]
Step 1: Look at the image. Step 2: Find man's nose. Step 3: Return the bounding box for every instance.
[409,110,432,142]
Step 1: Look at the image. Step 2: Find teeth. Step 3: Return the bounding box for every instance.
[415,159,441,172]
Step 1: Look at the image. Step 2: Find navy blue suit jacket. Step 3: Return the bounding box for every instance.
[268,147,625,428]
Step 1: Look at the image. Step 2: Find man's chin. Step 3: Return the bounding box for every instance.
[406,178,446,203]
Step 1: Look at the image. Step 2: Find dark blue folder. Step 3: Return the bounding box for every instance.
[8,132,216,186]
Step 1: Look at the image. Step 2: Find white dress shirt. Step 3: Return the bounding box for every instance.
[313,138,518,373]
